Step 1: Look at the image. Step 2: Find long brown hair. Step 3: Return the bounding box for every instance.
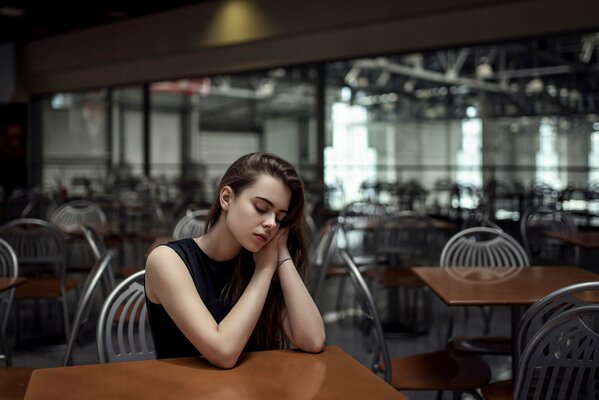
[204,152,309,350]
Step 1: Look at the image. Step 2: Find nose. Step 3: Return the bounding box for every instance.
[262,212,277,229]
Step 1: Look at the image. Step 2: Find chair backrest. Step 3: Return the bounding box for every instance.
[520,206,578,265]
[339,201,386,259]
[308,218,342,305]
[374,212,441,267]
[50,200,107,232]
[339,249,392,384]
[63,250,115,366]
[515,281,599,361]
[96,270,155,363]
[0,218,67,274]
[0,239,18,366]
[80,224,106,260]
[172,209,209,239]
[440,227,530,267]
[514,304,599,400]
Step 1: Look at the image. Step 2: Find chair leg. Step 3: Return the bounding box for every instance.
[61,297,71,345]
[335,277,347,313]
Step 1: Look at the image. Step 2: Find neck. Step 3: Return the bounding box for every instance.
[196,218,241,261]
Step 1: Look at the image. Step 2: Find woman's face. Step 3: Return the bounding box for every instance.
[224,174,291,253]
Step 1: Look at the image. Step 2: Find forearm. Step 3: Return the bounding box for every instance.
[209,267,275,367]
[277,261,326,352]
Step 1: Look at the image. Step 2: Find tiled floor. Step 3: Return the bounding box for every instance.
[9,275,513,400]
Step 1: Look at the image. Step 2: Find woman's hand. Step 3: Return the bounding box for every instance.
[253,228,287,272]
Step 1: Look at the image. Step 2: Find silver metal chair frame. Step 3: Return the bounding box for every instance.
[62,250,115,366]
[0,238,18,366]
[96,270,154,363]
[514,304,599,400]
[172,209,209,239]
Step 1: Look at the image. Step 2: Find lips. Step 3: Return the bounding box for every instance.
[254,233,268,242]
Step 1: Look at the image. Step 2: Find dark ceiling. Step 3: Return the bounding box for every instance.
[0,1,210,44]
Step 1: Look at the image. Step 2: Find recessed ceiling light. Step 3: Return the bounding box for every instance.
[0,7,25,17]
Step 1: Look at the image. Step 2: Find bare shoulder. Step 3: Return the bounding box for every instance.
[145,245,190,302]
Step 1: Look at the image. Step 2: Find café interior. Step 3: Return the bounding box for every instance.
[1,1,599,399]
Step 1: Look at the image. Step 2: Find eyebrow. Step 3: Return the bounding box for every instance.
[255,196,288,214]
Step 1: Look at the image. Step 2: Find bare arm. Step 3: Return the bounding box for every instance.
[276,230,326,352]
[145,245,276,369]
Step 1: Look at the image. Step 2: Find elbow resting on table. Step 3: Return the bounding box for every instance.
[298,332,326,354]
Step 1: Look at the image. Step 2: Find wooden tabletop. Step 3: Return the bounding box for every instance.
[544,231,599,249]
[0,277,27,293]
[24,346,406,400]
[413,266,599,306]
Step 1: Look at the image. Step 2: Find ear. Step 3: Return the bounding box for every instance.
[220,186,233,211]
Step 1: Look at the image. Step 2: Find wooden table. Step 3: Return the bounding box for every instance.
[0,277,27,293]
[413,266,599,373]
[544,231,599,249]
[413,266,599,306]
[24,346,406,400]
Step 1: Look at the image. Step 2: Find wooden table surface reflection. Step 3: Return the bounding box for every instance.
[0,277,27,293]
[24,346,406,400]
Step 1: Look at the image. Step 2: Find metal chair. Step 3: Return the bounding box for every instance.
[0,218,76,345]
[520,205,578,265]
[367,212,443,334]
[63,250,115,366]
[50,200,107,232]
[339,249,490,398]
[481,281,599,400]
[308,218,343,307]
[335,201,386,312]
[51,200,108,273]
[0,238,18,366]
[96,270,155,363]
[172,209,209,239]
[440,227,530,354]
[514,304,599,399]
[80,224,116,290]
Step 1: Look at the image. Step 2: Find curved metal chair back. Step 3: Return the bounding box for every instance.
[514,305,599,400]
[339,201,386,262]
[375,212,441,267]
[440,227,530,267]
[308,218,342,305]
[515,281,599,361]
[96,270,154,363]
[0,218,67,272]
[50,200,107,231]
[520,205,578,265]
[63,250,115,366]
[339,249,392,384]
[0,239,18,366]
[172,209,209,239]
[80,224,106,260]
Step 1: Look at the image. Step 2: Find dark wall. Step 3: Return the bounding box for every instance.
[0,103,28,196]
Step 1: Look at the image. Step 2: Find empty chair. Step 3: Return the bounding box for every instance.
[520,205,578,265]
[172,209,209,239]
[0,218,76,345]
[63,250,115,366]
[482,281,599,400]
[0,238,18,366]
[514,305,599,399]
[50,200,107,232]
[51,200,108,272]
[96,270,155,363]
[368,212,442,333]
[440,227,530,354]
[308,218,343,307]
[339,249,491,398]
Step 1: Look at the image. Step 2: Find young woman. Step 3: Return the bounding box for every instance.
[145,152,325,368]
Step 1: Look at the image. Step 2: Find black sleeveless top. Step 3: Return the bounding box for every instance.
[145,238,237,359]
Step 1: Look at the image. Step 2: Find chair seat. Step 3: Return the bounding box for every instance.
[481,379,512,400]
[450,335,512,355]
[15,277,79,299]
[391,351,491,391]
[0,367,34,400]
